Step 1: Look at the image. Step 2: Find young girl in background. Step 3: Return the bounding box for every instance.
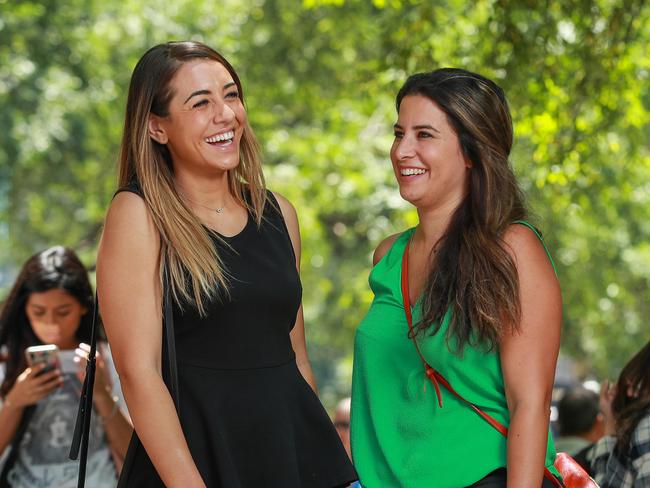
[0,246,131,487]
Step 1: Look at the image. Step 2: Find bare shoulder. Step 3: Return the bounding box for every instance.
[104,191,156,234]
[271,191,298,227]
[502,223,550,265]
[99,191,160,269]
[373,233,402,266]
[502,223,559,298]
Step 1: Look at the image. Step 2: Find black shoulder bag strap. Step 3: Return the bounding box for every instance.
[69,292,99,488]
[69,270,179,488]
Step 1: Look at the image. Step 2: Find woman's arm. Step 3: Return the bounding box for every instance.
[97,192,205,488]
[273,192,318,393]
[500,224,562,488]
[289,305,317,393]
[93,387,131,470]
[0,399,22,456]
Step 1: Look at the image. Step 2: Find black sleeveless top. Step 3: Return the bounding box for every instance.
[116,184,357,487]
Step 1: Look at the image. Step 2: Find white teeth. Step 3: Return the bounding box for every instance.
[400,168,427,176]
[205,130,235,143]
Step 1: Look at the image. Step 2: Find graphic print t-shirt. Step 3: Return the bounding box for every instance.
[0,350,119,488]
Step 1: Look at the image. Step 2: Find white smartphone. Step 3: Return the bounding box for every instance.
[25,344,60,374]
[58,350,78,374]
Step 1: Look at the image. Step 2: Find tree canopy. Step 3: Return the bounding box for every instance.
[1,0,648,404]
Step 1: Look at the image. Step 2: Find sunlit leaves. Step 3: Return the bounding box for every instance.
[1,0,649,400]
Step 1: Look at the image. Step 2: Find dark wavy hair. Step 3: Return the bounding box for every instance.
[612,341,650,456]
[0,246,96,397]
[396,68,528,352]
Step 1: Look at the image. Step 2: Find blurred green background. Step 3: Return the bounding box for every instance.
[1,0,649,408]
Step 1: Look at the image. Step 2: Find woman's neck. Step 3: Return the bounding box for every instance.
[173,169,233,210]
[414,198,461,249]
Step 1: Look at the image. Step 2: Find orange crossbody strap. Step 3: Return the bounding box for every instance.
[401,237,561,487]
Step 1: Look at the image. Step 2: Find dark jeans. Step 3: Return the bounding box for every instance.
[468,468,563,487]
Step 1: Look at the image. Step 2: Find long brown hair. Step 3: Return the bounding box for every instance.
[117,41,267,314]
[396,68,528,353]
[612,341,650,456]
[0,247,96,397]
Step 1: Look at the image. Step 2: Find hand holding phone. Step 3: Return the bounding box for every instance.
[3,346,63,408]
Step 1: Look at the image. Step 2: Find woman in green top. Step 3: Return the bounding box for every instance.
[351,69,563,487]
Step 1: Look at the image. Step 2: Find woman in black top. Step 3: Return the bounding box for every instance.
[97,41,356,487]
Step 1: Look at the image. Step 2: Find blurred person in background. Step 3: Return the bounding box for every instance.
[588,341,650,487]
[333,397,362,488]
[0,246,131,487]
[555,386,604,472]
[334,397,352,459]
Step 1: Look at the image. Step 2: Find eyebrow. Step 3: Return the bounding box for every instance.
[394,123,440,134]
[183,82,238,104]
[30,303,73,310]
[183,89,211,104]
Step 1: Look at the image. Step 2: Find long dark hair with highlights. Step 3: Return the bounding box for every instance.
[396,68,528,353]
[0,246,95,397]
[612,341,650,456]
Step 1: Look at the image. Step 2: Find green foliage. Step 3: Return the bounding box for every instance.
[1,0,648,404]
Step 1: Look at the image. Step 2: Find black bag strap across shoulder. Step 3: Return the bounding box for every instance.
[68,291,99,486]
[70,270,179,488]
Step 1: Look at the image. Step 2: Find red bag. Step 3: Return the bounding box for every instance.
[554,453,598,488]
[400,241,598,488]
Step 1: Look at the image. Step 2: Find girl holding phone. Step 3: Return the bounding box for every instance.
[0,246,132,487]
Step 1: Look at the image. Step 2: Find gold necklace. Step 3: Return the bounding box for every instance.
[180,194,225,214]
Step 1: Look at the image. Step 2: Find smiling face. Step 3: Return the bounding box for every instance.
[25,288,87,350]
[148,59,246,176]
[390,94,470,211]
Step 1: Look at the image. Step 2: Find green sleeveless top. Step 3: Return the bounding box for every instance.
[351,225,560,487]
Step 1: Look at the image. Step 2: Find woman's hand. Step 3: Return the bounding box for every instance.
[75,342,120,421]
[599,380,617,435]
[75,342,113,394]
[4,364,62,410]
